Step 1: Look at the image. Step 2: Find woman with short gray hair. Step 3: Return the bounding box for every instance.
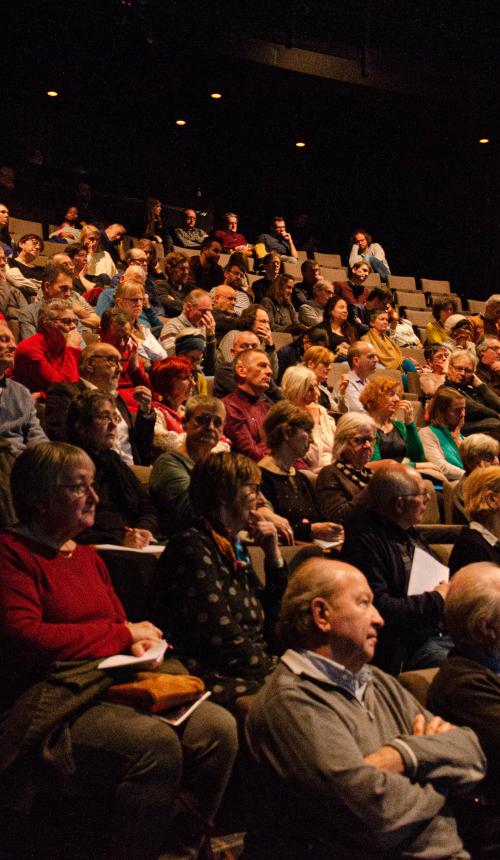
[315,412,377,523]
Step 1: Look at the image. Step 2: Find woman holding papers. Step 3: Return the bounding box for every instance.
[0,442,237,860]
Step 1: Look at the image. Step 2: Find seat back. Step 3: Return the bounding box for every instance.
[398,668,439,707]
[8,217,44,246]
[394,290,427,309]
[421,278,451,294]
[272,332,293,351]
[282,261,301,280]
[387,275,417,291]
[315,252,342,268]
[404,309,434,327]
[442,479,459,524]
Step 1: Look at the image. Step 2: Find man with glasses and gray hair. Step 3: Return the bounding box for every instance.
[476,336,500,395]
[342,462,450,674]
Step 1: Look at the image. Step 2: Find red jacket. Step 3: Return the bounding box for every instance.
[13,326,81,393]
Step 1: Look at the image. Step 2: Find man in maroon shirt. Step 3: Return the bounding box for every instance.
[223,348,273,460]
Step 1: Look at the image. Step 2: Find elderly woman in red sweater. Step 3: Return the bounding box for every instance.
[13,297,82,393]
[0,442,236,860]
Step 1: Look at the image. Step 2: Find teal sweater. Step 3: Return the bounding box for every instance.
[371,420,425,465]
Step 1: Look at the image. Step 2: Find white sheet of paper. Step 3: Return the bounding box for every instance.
[407,546,449,596]
[98,639,168,670]
[95,543,164,557]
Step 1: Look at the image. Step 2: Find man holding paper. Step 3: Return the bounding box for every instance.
[342,463,450,674]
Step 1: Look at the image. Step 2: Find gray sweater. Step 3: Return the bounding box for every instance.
[246,649,484,859]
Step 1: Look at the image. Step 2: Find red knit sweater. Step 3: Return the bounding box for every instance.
[12,326,81,393]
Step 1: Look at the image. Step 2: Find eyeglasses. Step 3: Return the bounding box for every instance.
[122,297,144,304]
[60,482,97,498]
[351,435,376,445]
[398,491,431,500]
[192,413,224,429]
[52,317,76,326]
[92,355,121,365]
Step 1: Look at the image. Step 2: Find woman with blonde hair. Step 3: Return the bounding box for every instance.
[360,374,443,480]
[281,364,335,472]
[448,465,500,574]
[80,224,117,278]
[262,273,302,333]
[302,344,347,411]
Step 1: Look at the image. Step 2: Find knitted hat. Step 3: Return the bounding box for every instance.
[444,314,472,333]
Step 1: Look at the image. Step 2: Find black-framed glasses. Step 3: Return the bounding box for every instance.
[352,435,376,445]
[192,413,224,429]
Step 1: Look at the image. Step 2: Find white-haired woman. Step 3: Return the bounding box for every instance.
[281,364,336,472]
[315,412,378,523]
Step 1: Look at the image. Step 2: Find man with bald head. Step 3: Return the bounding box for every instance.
[429,562,500,798]
[342,463,449,673]
[211,284,245,342]
[246,557,485,860]
[214,330,281,401]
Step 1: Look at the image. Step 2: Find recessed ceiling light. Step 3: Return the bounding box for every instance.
[295,141,306,148]
[47,90,58,97]
[479,138,490,144]
[210,92,222,99]
[176,119,187,126]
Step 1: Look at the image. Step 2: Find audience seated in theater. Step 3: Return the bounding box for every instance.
[258,401,343,544]
[99,307,151,412]
[251,251,281,304]
[281,365,335,472]
[424,296,458,345]
[333,259,371,306]
[315,412,377,523]
[49,205,81,243]
[149,355,194,455]
[261,273,304,333]
[159,289,216,365]
[18,261,99,340]
[80,224,117,279]
[298,279,334,327]
[0,442,236,860]
[453,433,500,524]
[386,299,423,348]
[316,294,356,361]
[215,329,281,401]
[302,345,346,412]
[217,304,278,376]
[418,387,466,481]
[292,259,322,308]
[174,328,211,396]
[189,237,224,292]
[223,348,273,460]
[173,207,208,249]
[342,463,450,673]
[155,249,192,317]
[13,298,83,393]
[153,452,287,705]
[276,327,328,382]
[45,342,154,465]
[0,202,12,255]
[96,257,163,329]
[419,343,450,398]
[429,562,500,800]
[143,196,172,251]
[150,395,228,536]
[98,223,127,268]
[256,215,298,263]
[67,391,157,546]
[343,341,378,412]
[348,286,392,336]
[359,375,444,481]
[113,279,166,365]
[476,336,500,395]
[444,348,500,440]
[469,294,500,341]
[6,233,45,301]
[442,313,476,355]
[211,259,252,316]
[213,211,251,253]
[245,556,484,860]
[348,228,390,280]
[448,467,500,574]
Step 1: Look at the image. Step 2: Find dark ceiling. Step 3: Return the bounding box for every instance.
[3,0,500,294]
